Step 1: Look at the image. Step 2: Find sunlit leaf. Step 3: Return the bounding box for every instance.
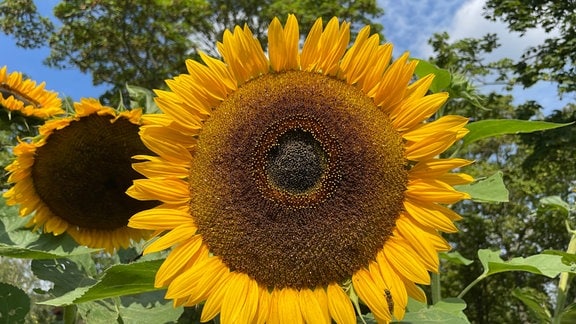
[41,259,163,305]
[400,298,469,323]
[478,249,576,278]
[413,59,452,93]
[119,291,183,324]
[462,119,573,148]
[455,171,509,203]
[0,283,30,324]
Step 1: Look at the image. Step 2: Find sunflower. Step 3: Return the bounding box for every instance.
[128,15,472,323]
[3,98,158,252]
[0,66,63,119]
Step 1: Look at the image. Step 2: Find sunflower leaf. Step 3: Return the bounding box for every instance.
[454,171,509,203]
[461,119,573,148]
[401,298,469,323]
[40,259,163,305]
[440,252,474,266]
[510,287,552,323]
[413,59,452,93]
[478,249,576,278]
[539,196,571,215]
[0,282,30,324]
[0,235,100,259]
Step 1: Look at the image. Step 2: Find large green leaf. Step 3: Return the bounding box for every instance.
[462,119,572,148]
[478,249,576,278]
[0,283,30,324]
[455,172,509,203]
[41,259,163,305]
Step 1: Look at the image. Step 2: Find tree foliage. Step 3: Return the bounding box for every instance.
[484,0,576,94]
[428,14,576,322]
[0,0,383,104]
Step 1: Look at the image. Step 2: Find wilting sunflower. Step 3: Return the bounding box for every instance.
[3,98,158,252]
[0,66,63,119]
[128,15,472,323]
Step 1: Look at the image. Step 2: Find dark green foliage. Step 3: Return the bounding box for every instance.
[484,0,576,94]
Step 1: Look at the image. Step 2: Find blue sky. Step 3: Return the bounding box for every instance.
[1,0,573,112]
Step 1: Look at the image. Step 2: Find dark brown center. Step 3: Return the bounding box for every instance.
[189,71,407,289]
[31,114,158,230]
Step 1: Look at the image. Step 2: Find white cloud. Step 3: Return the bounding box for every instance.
[378,0,462,57]
[446,0,558,61]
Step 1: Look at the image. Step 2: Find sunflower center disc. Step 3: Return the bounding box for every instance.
[190,71,408,289]
[265,129,326,194]
[31,114,158,230]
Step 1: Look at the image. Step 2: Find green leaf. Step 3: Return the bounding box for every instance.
[32,259,97,297]
[400,298,469,323]
[126,84,160,114]
[455,172,509,203]
[119,291,183,324]
[0,235,99,259]
[560,304,576,324]
[511,287,551,323]
[0,198,38,246]
[478,249,576,278]
[541,250,576,268]
[0,283,30,324]
[539,196,571,215]
[413,59,452,93]
[41,259,163,305]
[77,300,119,324]
[440,251,474,266]
[462,119,573,148]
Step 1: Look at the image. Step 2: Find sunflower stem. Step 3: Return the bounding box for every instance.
[457,274,486,299]
[552,224,576,323]
[430,272,442,304]
[63,305,77,324]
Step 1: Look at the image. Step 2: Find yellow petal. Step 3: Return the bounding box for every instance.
[299,288,330,324]
[144,224,197,253]
[129,208,192,230]
[384,238,431,284]
[327,283,356,324]
[404,199,461,232]
[220,272,259,323]
[278,288,303,324]
[352,268,391,321]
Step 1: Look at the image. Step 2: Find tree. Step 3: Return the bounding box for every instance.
[484,0,576,94]
[427,28,576,323]
[0,0,383,104]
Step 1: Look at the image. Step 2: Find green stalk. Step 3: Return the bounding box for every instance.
[63,305,77,324]
[552,230,576,324]
[431,272,442,304]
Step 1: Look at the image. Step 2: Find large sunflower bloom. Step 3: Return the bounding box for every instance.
[3,98,158,252]
[0,66,63,119]
[128,15,472,323]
